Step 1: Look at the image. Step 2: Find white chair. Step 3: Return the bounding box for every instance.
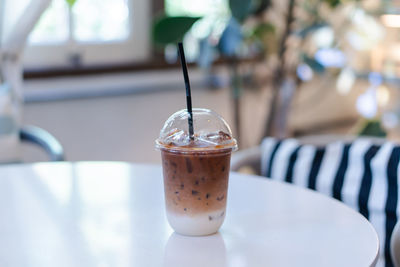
[0,0,63,162]
[392,222,400,267]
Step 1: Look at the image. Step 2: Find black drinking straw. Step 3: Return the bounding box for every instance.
[178,42,194,140]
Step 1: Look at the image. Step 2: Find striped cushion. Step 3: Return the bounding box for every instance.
[261,137,400,267]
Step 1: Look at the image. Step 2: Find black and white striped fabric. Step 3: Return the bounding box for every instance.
[261,137,400,267]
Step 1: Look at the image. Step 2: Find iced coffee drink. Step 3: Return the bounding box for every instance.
[156,108,237,236]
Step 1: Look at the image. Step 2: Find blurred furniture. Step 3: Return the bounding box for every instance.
[231,135,386,174]
[0,93,64,162]
[231,135,396,267]
[392,222,400,267]
[231,145,262,174]
[1,0,51,98]
[0,0,57,163]
[0,0,53,161]
[231,135,361,173]
[0,162,378,267]
[20,125,64,162]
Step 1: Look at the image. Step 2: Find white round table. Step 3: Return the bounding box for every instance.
[0,162,379,267]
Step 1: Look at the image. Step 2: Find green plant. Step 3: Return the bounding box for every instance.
[153,0,274,143]
[358,119,387,137]
[153,0,368,141]
[65,0,77,7]
[153,16,201,47]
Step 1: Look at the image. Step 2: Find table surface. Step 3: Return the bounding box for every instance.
[0,162,379,267]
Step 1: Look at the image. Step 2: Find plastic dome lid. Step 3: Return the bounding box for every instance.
[155,108,237,152]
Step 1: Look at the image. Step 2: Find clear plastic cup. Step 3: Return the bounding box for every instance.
[156,108,237,236]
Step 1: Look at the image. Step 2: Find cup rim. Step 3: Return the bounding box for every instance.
[155,139,238,153]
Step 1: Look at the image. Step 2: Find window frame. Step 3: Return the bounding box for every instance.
[23,0,151,69]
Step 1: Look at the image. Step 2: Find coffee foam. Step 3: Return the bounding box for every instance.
[166,209,226,236]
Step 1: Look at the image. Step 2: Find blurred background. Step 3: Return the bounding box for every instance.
[1,0,400,163]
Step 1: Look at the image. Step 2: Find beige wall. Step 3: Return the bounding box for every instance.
[22,69,378,163]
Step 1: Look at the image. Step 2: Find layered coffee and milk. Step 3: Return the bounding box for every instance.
[156,109,237,236]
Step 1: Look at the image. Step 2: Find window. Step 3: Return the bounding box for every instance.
[165,0,229,41]
[165,0,228,17]
[23,0,150,68]
[164,0,229,61]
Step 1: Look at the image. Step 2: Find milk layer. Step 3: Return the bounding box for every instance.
[166,208,226,236]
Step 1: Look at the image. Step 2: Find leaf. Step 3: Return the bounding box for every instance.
[358,120,386,137]
[302,55,325,73]
[323,0,341,8]
[65,0,77,7]
[297,22,327,38]
[252,22,274,40]
[152,16,201,46]
[229,0,272,22]
[229,0,253,22]
[252,0,272,15]
[218,18,242,57]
